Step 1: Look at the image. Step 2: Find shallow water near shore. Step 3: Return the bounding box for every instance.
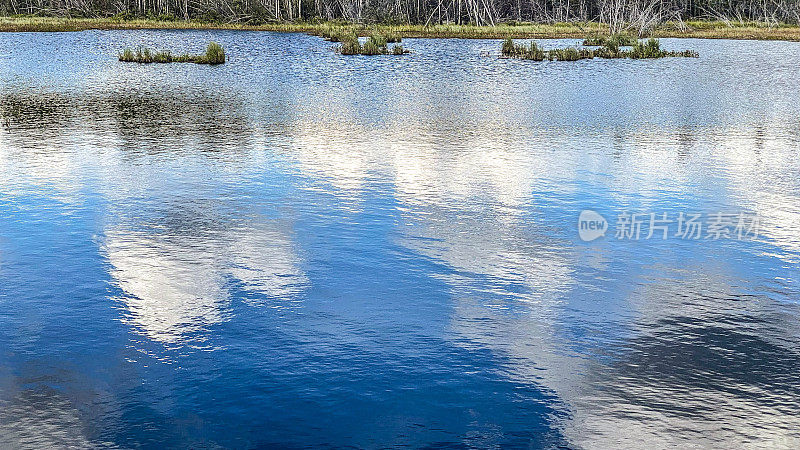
[1,30,800,448]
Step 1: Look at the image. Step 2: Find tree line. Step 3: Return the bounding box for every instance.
[2,0,798,28]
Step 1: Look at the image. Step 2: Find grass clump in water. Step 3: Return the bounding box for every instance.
[119,42,225,64]
[198,42,225,64]
[501,37,697,61]
[547,47,594,61]
[361,36,385,55]
[336,32,408,56]
[628,38,699,58]
[501,38,545,60]
[337,32,362,54]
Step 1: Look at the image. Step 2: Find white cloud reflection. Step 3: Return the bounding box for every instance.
[280,114,800,447]
[103,219,308,346]
[105,230,231,346]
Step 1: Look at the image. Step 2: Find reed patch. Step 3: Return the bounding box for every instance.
[119,42,225,64]
[335,33,409,56]
[501,37,697,61]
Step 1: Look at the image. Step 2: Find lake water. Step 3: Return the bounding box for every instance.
[1,30,800,448]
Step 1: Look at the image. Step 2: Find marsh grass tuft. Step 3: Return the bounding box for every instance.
[501,38,545,60]
[339,36,362,55]
[501,37,697,61]
[360,36,385,55]
[199,42,226,63]
[336,32,409,55]
[547,47,595,61]
[119,41,225,64]
[627,38,699,58]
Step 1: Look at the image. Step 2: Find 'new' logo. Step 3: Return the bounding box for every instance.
[578,210,607,241]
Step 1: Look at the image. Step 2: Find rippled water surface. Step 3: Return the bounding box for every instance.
[1,30,800,448]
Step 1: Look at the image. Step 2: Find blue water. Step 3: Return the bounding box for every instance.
[1,30,800,448]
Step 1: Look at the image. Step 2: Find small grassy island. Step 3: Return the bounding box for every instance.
[501,36,698,61]
[320,28,408,55]
[119,42,225,64]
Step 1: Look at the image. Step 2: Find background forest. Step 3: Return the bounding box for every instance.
[2,0,799,32]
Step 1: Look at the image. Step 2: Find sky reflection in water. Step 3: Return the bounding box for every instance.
[1,30,800,448]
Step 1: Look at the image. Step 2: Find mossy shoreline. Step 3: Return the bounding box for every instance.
[2,16,800,41]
